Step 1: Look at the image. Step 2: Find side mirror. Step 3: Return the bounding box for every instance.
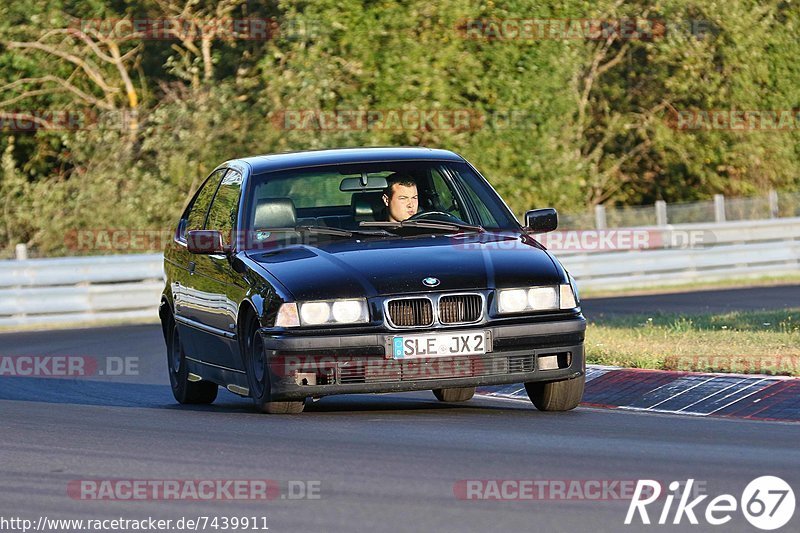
[187,230,228,255]
[524,208,558,233]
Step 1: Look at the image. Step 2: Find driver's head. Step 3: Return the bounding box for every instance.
[382,174,418,222]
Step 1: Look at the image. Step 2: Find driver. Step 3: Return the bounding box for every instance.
[382,173,419,222]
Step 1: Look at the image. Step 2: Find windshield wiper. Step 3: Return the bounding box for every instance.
[255,226,391,238]
[360,220,484,233]
[300,225,395,237]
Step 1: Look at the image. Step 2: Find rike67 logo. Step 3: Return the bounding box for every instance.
[626,477,795,530]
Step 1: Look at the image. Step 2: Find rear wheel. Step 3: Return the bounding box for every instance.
[244,317,305,414]
[167,319,218,404]
[524,375,584,411]
[432,387,475,402]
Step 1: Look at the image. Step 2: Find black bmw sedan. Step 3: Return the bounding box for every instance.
[160,147,585,414]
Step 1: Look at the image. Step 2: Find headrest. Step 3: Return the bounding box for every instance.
[351,191,386,222]
[254,198,296,229]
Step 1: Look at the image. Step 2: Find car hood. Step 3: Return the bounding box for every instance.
[246,232,565,300]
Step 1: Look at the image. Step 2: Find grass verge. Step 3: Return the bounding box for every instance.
[586,308,800,376]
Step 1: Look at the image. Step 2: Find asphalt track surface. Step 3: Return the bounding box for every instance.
[2,287,799,532]
[581,283,800,316]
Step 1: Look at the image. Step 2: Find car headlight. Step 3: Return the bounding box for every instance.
[496,284,577,314]
[332,300,364,323]
[300,301,331,325]
[275,299,369,327]
[529,286,558,309]
[497,289,528,314]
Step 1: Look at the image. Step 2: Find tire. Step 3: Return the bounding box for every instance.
[524,375,585,412]
[432,387,475,402]
[167,318,218,404]
[243,317,305,414]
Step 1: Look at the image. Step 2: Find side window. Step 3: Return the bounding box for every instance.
[205,170,243,245]
[461,185,500,228]
[447,165,502,228]
[429,169,459,215]
[185,169,227,235]
[253,171,354,208]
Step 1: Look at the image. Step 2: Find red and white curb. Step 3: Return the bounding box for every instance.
[478,365,800,422]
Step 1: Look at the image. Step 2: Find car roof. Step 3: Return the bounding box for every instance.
[231,147,465,174]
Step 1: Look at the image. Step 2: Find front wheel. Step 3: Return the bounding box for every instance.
[167,320,218,404]
[432,387,475,402]
[243,317,305,414]
[524,375,584,411]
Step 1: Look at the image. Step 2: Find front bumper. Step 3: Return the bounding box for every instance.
[259,317,586,400]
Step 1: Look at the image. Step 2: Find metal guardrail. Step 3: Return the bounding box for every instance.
[1,218,798,326]
[553,217,800,289]
[0,254,164,327]
[550,217,800,255]
[563,241,800,290]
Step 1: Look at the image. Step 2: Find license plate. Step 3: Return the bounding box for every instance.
[390,331,491,359]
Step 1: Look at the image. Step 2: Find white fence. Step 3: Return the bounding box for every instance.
[1,218,798,326]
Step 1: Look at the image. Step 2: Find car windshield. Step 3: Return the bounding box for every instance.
[243,161,518,248]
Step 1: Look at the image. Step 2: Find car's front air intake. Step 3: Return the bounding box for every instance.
[387,298,434,327]
[386,294,484,327]
[439,294,482,324]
